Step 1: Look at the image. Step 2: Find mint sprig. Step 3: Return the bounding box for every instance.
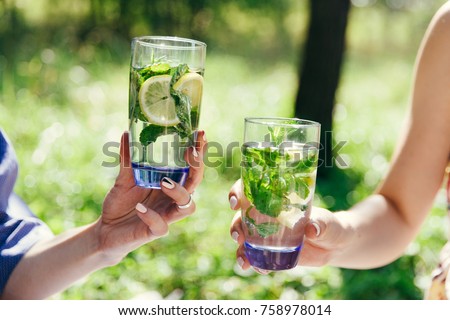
[139,125,177,146]
[243,206,280,238]
[132,63,194,146]
[242,140,318,237]
[170,64,192,139]
[255,222,280,238]
[268,121,298,146]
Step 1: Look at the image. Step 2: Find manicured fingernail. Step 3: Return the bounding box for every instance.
[237,256,245,268]
[254,267,270,275]
[311,221,321,237]
[136,203,147,214]
[192,147,199,158]
[201,130,206,142]
[229,196,238,210]
[231,231,239,243]
[161,177,175,189]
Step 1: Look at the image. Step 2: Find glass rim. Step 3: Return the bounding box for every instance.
[132,36,207,50]
[244,117,320,128]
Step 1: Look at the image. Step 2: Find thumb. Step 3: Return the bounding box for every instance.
[119,131,131,172]
[116,131,135,186]
[305,207,344,245]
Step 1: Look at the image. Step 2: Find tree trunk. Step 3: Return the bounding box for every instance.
[295,0,351,178]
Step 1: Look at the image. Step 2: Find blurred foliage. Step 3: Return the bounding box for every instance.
[0,0,448,300]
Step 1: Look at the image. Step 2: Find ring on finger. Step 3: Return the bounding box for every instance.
[177,194,193,209]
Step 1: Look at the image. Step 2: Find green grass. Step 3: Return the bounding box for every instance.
[0,3,447,300]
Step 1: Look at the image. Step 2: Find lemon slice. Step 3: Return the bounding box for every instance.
[173,73,203,107]
[277,206,306,229]
[286,192,303,204]
[139,75,180,126]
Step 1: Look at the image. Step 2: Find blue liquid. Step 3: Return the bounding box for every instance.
[244,242,301,271]
[132,162,189,189]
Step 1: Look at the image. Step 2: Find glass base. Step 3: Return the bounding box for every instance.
[244,242,301,271]
[132,162,189,189]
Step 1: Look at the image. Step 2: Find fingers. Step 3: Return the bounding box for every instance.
[234,242,269,274]
[230,211,257,272]
[228,179,242,210]
[236,244,251,270]
[230,211,244,245]
[228,185,249,271]
[184,130,207,194]
[135,203,169,238]
[160,177,196,223]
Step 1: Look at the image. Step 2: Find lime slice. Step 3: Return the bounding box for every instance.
[173,73,203,107]
[139,75,180,126]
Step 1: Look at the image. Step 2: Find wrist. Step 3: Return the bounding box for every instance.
[86,220,123,268]
[89,220,126,267]
[326,210,356,267]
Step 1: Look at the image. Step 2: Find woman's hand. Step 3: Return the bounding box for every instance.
[98,131,207,263]
[228,179,351,271]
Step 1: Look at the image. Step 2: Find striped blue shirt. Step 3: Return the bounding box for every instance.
[0,129,52,295]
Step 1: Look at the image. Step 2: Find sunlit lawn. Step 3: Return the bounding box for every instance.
[0,4,447,299]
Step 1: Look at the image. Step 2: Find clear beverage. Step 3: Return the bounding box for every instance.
[128,37,206,188]
[241,121,320,270]
[132,163,190,189]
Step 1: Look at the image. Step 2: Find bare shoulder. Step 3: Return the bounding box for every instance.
[411,1,450,153]
[415,2,450,90]
[429,2,450,36]
[438,1,450,17]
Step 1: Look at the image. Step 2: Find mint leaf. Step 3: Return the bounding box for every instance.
[243,204,280,238]
[295,176,310,200]
[132,100,148,123]
[150,63,171,75]
[244,206,255,236]
[268,121,298,147]
[260,147,282,168]
[190,107,199,129]
[170,64,189,86]
[138,63,171,80]
[287,150,318,173]
[170,64,192,140]
[253,186,284,217]
[268,126,284,146]
[255,222,280,238]
[129,70,147,122]
[139,125,176,146]
[135,63,193,146]
[241,128,318,239]
[172,90,192,139]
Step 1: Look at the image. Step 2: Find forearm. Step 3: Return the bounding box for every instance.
[1,221,118,299]
[329,194,420,269]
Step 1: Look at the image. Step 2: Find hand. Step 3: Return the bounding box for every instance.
[97,130,207,262]
[228,179,350,271]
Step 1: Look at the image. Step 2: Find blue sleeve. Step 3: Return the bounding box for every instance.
[0,129,53,295]
[0,197,53,294]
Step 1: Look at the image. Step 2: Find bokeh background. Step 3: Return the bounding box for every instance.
[0,0,448,299]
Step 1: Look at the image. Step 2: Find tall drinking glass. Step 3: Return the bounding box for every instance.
[128,36,206,188]
[241,117,320,271]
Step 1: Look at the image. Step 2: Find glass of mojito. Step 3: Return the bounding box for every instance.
[128,36,206,188]
[241,117,320,271]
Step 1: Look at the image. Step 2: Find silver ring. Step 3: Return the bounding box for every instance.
[177,194,193,209]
